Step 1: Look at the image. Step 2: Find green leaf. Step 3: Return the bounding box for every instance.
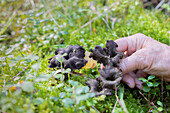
[94,95,106,101]
[62,98,75,106]
[157,101,162,106]
[26,55,39,61]
[33,98,44,105]
[50,96,59,101]
[75,86,89,95]
[75,93,95,104]
[56,83,64,88]
[0,57,5,61]
[143,86,150,92]
[31,62,41,70]
[153,82,159,87]
[20,81,34,92]
[64,87,73,92]
[35,74,51,82]
[138,78,147,82]
[148,75,155,80]
[54,74,65,81]
[158,107,163,111]
[59,92,67,98]
[5,48,14,55]
[166,85,170,90]
[26,109,34,113]
[62,53,67,57]
[68,80,79,86]
[64,68,71,73]
[147,82,153,87]
[119,87,129,113]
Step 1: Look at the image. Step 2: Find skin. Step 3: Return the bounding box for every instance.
[114,33,170,90]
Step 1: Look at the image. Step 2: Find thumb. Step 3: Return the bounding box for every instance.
[119,51,147,74]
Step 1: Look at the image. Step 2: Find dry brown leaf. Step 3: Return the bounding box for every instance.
[82,51,97,69]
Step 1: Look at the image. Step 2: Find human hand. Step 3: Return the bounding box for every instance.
[114,33,170,89]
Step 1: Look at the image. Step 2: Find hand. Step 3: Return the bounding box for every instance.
[114,33,170,89]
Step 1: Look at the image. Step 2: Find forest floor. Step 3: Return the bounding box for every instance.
[0,0,170,113]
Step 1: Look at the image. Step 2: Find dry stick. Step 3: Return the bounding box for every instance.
[114,87,128,113]
[155,0,165,10]
[138,91,159,111]
[102,18,111,29]
[12,66,28,80]
[92,106,100,113]
[30,0,35,10]
[112,99,118,113]
[0,11,17,36]
[89,5,117,30]
[110,17,117,29]
[143,1,155,7]
[42,0,59,27]
[72,1,119,34]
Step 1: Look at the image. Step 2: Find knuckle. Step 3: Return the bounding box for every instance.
[134,33,149,40]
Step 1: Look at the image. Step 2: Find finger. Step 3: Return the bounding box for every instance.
[135,77,143,90]
[115,33,149,55]
[136,70,147,78]
[122,74,135,88]
[119,50,147,74]
[128,72,143,90]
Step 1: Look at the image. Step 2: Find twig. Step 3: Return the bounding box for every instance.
[92,106,100,113]
[42,0,59,27]
[143,1,155,7]
[155,0,165,10]
[0,11,17,36]
[110,17,117,29]
[72,1,119,34]
[30,0,35,10]
[102,18,111,29]
[114,87,128,113]
[138,91,159,111]
[12,66,28,80]
[112,99,118,113]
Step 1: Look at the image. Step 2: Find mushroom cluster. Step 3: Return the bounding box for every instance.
[86,40,124,96]
[48,45,87,71]
[48,41,124,96]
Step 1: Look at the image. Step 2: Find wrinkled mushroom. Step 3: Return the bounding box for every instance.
[85,78,112,97]
[48,45,87,71]
[86,40,124,96]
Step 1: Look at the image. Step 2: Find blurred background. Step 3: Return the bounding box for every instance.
[0,0,170,113]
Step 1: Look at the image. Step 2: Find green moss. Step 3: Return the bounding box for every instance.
[0,0,169,112]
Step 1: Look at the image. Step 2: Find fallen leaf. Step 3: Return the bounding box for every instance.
[83,51,97,69]
[10,86,16,91]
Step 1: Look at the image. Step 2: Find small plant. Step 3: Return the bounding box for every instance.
[139,75,160,92]
[139,75,164,112]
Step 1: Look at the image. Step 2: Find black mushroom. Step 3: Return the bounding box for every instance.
[48,45,87,71]
[86,40,124,96]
